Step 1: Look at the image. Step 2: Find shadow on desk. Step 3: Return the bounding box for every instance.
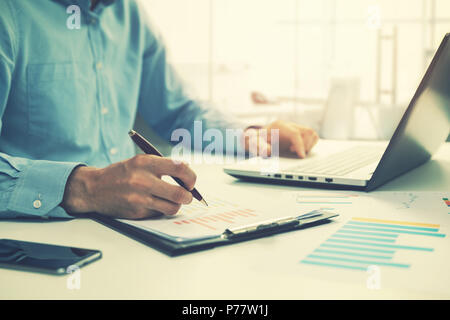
[229,175,366,191]
[379,158,450,191]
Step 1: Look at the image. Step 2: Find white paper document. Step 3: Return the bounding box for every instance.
[118,195,291,241]
[284,191,450,296]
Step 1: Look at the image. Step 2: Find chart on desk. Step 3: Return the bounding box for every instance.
[292,191,450,270]
[119,196,274,240]
[292,192,450,295]
[301,217,446,271]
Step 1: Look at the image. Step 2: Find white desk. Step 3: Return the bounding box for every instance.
[1,141,449,299]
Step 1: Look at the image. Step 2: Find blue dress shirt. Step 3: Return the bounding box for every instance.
[0,0,243,219]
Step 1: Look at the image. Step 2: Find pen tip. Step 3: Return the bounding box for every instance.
[128,130,136,137]
[200,199,208,207]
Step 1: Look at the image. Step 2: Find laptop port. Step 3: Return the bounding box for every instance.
[285,175,293,179]
[297,176,304,180]
[274,174,282,178]
[308,177,317,181]
[325,178,333,183]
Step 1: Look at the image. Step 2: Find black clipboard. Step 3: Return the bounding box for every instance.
[90,210,338,256]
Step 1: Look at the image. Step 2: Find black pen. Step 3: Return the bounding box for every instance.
[128,130,208,206]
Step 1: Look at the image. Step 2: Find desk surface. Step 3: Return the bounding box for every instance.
[1,141,449,299]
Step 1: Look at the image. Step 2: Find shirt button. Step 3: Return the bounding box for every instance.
[33,200,42,209]
[101,107,109,115]
[90,18,97,25]
[96,62,103,70]
[110,147,118,155]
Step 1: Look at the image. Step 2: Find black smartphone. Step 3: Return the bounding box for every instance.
[0,239,102,275]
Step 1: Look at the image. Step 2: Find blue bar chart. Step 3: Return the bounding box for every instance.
[300,217,446,271]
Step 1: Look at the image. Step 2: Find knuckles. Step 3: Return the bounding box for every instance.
[172,187,187,204]
[124,194,153,219]
[173,162,197,189]
[124,193,142,208]
[173,161,189,175]
[165,203,182,216]
[172,187,193,204]
[126,172,148,189]
[129,154,150,168]
[129,154,162,169]
[130,208,149,220]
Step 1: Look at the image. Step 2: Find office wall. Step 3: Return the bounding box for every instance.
[138,0,450,141]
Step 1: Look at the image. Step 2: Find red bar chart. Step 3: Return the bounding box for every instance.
[121,196,267,239]
[173,208,258,230]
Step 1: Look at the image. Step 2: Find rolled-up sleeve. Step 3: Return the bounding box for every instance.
[0,155,83,219]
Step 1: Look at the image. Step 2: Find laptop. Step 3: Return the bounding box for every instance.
[224,34,450,191]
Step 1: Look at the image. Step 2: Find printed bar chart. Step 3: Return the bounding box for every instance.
[121,195,268,239]
[172,197,259,231]
[443,198,450,214]
[173,208,257,231]
[300,217,446,271]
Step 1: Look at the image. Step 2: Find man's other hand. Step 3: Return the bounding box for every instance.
[243,120,319,158]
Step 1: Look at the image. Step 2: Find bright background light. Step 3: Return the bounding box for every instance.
[138,0,450,141]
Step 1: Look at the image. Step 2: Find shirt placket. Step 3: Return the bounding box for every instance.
[85,7,118,165]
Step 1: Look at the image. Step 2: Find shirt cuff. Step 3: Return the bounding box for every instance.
[7,160,84,219]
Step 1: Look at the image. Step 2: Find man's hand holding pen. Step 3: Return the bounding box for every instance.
[61,155,197,219]
[61,120,319,220]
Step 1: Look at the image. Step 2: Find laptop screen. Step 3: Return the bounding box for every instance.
[368,33,450,190]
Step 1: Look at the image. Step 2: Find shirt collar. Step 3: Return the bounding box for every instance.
[50,0,115,12]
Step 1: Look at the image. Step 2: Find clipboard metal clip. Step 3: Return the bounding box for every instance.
[221,216,300,240]
[221,210,338,240]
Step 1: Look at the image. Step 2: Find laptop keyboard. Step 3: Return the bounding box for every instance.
[288,146,385,176]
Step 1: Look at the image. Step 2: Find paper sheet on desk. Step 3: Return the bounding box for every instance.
[285,191,450,224]
[282,191,450,296]
[118,195,296,241]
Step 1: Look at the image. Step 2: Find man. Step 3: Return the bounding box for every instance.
[0,0,318,220]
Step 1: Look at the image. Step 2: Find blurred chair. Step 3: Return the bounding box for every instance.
[320,77,360,140]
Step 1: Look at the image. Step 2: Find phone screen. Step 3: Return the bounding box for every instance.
[0,239,102,275]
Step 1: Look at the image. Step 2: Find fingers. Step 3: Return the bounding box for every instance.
[155,158,197,191]
[124,179,192,218]
[148,177,193,205]
[292,125,319,156]
[92,155,201,220]
[149,196,183,216]
[125,193,183,218]
[310,130,319,150]
[301,129,319,154]
[131,155,197,191]
[264,120,319,159]
[289,133,306,158]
